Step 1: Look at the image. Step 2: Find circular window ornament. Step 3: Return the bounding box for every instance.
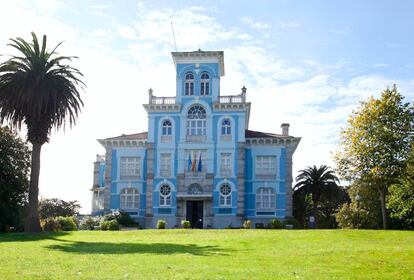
[220,184,231,196]
[160,184,171,196]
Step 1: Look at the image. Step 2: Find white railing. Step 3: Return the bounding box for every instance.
[150,96,176,105]
[218,91,246,103]
[148,88,176,105]
[146,87,247,105]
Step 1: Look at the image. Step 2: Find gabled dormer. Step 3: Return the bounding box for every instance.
[172,50,224,103]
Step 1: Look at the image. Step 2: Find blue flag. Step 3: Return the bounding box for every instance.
[187,153,192,171]
[197,153,202,172]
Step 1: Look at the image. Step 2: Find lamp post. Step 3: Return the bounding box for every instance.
[355,194,361,229]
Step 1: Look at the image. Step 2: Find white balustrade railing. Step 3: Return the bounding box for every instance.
[150,96,176,105]
[218,92,246,103]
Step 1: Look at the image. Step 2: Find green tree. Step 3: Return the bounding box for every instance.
[0,126,30,232]
[0,33,84,232]
[335,180,382,229]
[39,198,80,219]
[335,85,414,229]
[387,145,414,229]
[294,165,340,228]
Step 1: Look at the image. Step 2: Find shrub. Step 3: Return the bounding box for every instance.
[100,220,120,231]
[157,219,167,229]
[117,211,137,227]
[282,218,301,229]
[100,220,109,231]
[102,212,117,222]
[56,216,77,231]
[268,219,283,229]
[181,220,191,229]
[107,220,120,230]
[243,220,252,229]
[79,217,100,230]
[41,218,61,232]
[335,203,379,229]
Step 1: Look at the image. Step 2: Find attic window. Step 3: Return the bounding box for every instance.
[185,73,194,95]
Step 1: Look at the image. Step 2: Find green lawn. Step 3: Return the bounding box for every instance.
[0,230,413,279]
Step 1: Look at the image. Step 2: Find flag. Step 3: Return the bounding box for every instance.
[187,153,192,172]
[191,152,197,171]
[197,153,202,172]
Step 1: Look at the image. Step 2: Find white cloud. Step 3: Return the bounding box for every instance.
[240,17,270,29]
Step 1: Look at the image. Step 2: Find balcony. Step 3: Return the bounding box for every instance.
[218,92,246,103]
[149,96,176,105]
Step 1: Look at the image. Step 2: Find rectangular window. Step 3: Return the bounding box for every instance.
[160,153,172,177]
[186,120,206,136]
[120,157,140,180]
[256,188,276,210]
[201,82,209,95]
[185,82,194,95]
[220,153,232,177]
[256,156,277,176]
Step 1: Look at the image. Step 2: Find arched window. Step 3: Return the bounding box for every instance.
[221,119,231,135]
[219,184,231,206]
[159,184,172,206]
[185,73,194,95]
[200,73,209,95]
[187,105,206,136]
[256,187,275,210]
[162,119,172,136]
[120,188,139,209]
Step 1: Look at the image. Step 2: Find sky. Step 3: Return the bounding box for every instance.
[0,0,413,213]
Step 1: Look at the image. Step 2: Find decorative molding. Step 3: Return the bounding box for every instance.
[143,104,181,112]
[98,139,147,148]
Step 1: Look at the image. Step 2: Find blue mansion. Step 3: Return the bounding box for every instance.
[91,50,301,228]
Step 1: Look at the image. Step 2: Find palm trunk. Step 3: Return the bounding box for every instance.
[312,201,318,229]
[25,142,42,232]
[379,189,388,230]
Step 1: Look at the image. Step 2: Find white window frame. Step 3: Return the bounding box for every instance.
[159,184,172,207]
[185,73,194,96]
[221,119,231,135]
[186,105,207,136]
[200,73,210,95]
[162,119,172,136]
[219,184,232,207]
[220,153,232,177]
[120,188,139,209]
[160,153,172,177]
[256,187,276,210]
[256,156,277,176]
[120,157,140,180]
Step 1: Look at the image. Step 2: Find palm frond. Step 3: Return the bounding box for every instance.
[0,32,85,143]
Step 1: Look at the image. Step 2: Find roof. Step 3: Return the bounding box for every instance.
[100,129,293,141]
[101,132,148,141]
[171,50,225,76]
[245,129,291,139]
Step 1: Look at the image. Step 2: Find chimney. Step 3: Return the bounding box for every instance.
[281,123,290,136]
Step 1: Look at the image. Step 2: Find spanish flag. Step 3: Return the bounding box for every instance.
[191,152,197,172]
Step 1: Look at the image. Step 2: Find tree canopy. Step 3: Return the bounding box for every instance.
[0,126,30,232]
[335,85,414,229]
[294,165,340,228]
[39,198,80,219]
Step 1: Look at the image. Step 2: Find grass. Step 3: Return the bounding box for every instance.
[0,230,413,279]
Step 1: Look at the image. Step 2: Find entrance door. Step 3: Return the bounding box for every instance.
[186,201,203,229]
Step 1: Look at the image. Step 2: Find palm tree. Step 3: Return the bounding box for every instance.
[294,165,339,228]
[0,32,84,232]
